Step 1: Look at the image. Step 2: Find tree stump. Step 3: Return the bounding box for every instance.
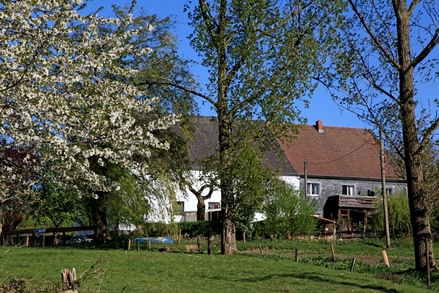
[61,268,78,293]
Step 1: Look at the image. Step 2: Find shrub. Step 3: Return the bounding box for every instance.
[178,221,221,238]
[135,222,178,237]
[260,184,318,239]
[369,192,411,238]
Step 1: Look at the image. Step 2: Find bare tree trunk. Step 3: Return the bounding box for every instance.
[88,192,107,244]
[395,0,436,270]
[221,212,236,254]
[197,197,206,221]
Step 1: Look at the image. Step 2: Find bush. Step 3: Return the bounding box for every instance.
[260,184,318,239]
[135,222,178,237]
[369,192,411,238]
[178,221,221,238]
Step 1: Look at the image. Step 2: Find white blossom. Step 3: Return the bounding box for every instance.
[0,0,180,199]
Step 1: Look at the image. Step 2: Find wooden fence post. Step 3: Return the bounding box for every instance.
[295,249,299,262]
[127,239,131,251]
[426,238,431,287]
[330,243,336,262]
[382,250,389,267]
[350,257,356,272]
[258,241,263,254]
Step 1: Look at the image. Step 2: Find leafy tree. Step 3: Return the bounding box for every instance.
[180,0,345,254]
[108,3,197,225]
[320,0,439,270]
[94,165,150,232]
[32,182,85,228]
[0,1,197,239]
[231,141,281,240]
[262,184,318,238]
[0,0,178,200]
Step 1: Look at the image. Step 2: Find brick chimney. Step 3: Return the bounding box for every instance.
[316,120,324,133]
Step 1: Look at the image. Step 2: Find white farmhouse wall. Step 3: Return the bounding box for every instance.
[140,171,301,225]
[174,170,222,222]
[253,175,300,222]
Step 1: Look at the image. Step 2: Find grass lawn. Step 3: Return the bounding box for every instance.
[0,238,438,292]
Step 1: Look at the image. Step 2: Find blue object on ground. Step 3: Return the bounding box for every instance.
[133,237,174,244]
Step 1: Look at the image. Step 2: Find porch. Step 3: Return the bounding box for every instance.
[323,195,380,238]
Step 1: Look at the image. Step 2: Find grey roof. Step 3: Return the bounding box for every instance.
[188,116,296,175]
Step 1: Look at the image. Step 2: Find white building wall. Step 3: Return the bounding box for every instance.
[253,175,300,222]
[173,170,222,222]
[138,171,301,224]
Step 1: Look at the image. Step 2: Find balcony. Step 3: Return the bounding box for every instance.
[326,194,379,209]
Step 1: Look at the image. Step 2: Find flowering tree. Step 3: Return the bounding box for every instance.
[0,1,178,202]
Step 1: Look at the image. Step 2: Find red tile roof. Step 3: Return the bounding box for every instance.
[277,121,402,180]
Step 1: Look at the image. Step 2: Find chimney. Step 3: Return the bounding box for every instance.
[316,120,324,133]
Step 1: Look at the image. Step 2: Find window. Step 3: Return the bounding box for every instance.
[342,185,355,196]
[176,201,184,215]
[307,183,320,196]
[385,187,393,195]
[208,202,220,210]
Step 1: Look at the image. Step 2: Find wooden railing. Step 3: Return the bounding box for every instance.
[332,195,379,209]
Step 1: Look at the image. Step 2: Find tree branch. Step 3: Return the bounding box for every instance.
[230,29,308,115]
[411,26,439,68]
[349,0,401,70]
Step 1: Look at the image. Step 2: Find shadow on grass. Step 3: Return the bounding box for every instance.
[200,264,401,292]
[241,271,400,292]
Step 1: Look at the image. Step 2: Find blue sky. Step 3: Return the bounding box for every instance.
[84,0,438,131]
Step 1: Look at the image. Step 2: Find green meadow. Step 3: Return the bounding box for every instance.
[1,238,438,292]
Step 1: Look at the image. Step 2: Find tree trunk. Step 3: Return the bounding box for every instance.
[215,0,237,255]
[197,196,206,221]
[221,212,236,254]
[88,193,107,244]
[395,0,436,270]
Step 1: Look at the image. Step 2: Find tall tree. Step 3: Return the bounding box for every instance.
[321,0,439,270]
[80,3,197,235]
[0,1,182,213]
[180,0,344,254]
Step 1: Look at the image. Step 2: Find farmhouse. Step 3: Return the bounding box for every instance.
[277,120,406,230]
[174,117,406,230]
[174,116,299,223]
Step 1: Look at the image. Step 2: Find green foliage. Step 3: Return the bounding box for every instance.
[31,182,85,228]
[369,192,411,238]
[104,166,151,229]
[230,141,281,236]
[178,221,221,238]
[135,222,178,237]
[261,184,318,238]
[185,0,346,252]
